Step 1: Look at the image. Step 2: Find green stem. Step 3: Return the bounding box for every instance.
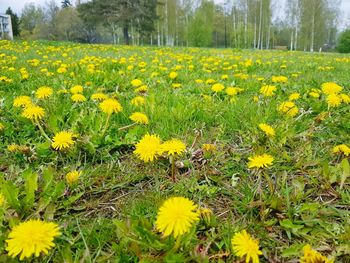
[35,120,52,142]
[101,114,111,136]
[118,122,137,131]
[173,236,182,251]
[171,156,176,182]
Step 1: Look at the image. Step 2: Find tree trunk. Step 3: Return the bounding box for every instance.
[257,0,263,49]
[310,14,314,52]
[123,26,129,45]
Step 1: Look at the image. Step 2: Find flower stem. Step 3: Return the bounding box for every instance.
[171,156,176,182]
[101,114,111,136]
[173,236,182,251]
[35,120,52,142]
[118,122,137,131]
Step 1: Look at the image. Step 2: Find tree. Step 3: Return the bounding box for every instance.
[20,3,44,35]
[5,7,20,36]
[337,29,350,53]
[62,0,72,8]
[56,7,83,41]
[188,0,214,47]
[78,0,158,45]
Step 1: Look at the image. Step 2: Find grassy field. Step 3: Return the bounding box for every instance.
[0,40,350,262]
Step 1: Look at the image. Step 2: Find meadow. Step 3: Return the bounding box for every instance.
[0,40,350,262]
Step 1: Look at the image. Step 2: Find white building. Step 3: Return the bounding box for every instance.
[0,14,13,40]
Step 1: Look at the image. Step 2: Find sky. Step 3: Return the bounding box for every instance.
[1,0,350,27]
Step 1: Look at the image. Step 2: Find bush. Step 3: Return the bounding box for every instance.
[337,29,350,53]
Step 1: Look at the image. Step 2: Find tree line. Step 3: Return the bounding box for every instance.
[3,0,350,52]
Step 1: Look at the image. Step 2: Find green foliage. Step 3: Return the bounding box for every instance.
[337,29,350,53]
[5,7,20,36]
[188,0,214,47]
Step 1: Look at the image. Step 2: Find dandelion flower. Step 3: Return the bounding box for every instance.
[327,94,342,107]
[156,197,199,238]
[99,98,122,115]
[6,219,60,260]
[134,134,162,162]
[131,79,142,87]
[340,94,350,104]
[91,93,108,101]
[169,71,178,79]
[131,96,145,106]
[212,83,225,92]
[0,123,4,131]
[66,170,81,184]
[231,230,262,263]
[0,193,5,206]
[321,82,342,95]
[300,244,334,263]
[332,144,350,156]
[13,96,32,108]
[202,143,216,152]
[71,94,86,103]
[22,105,45,121]
[51,131,75,151]
[70,85,83,94]
[129,112,149,124]
[278,101,298,117]
[289,92,300,101]
[161,139,186,156]
[248,154,274,169]
[260,85,276,97]
[272,76,288,83]
[35,86,53,99]
[258,123,275,137]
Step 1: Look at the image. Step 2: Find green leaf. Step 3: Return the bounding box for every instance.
[340,158,349,189]
[23,169,38,210]
[0,180,21,211]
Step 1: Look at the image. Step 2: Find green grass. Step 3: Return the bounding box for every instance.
[0,39,350,262]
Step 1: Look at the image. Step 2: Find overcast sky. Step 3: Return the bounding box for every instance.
[1,0,350,27]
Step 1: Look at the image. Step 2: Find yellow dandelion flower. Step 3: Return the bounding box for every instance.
[340,94,350,104]
[169,71,178,79]
[278,101,299,117]
[70,85,83,94]
[131,79,142,87]
[161,139,186,156]
[260,85,277,97]
[35,86,53,99]
[7,144,19,152]
[327,94,342,108]
[202,143,216,152]
[134,134,162,162]
[131,96,145,106]
[13,96,32,108]
[156,197,199,238]
[272,76,288,83]
[71,94,86,103]
[22,105,45,121]
[248,154,274,169]
[258,123,275,137]
[321,82,342,95]
[0,193,5,206]
[6,219,61,260]
[99,98,122,115]
[66,170,81,184]
[51,131,75,151]
[289,92,300,101]
[91,93,108,101]
[300,244,334,263]
[57,67,67,73]
[309,92,320,98]
[212,83,225,92]
[231,230,262,263]
[332,144,350,156]
[172,83,182,89]
[129,112,149,124]
[134,85,148,93]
